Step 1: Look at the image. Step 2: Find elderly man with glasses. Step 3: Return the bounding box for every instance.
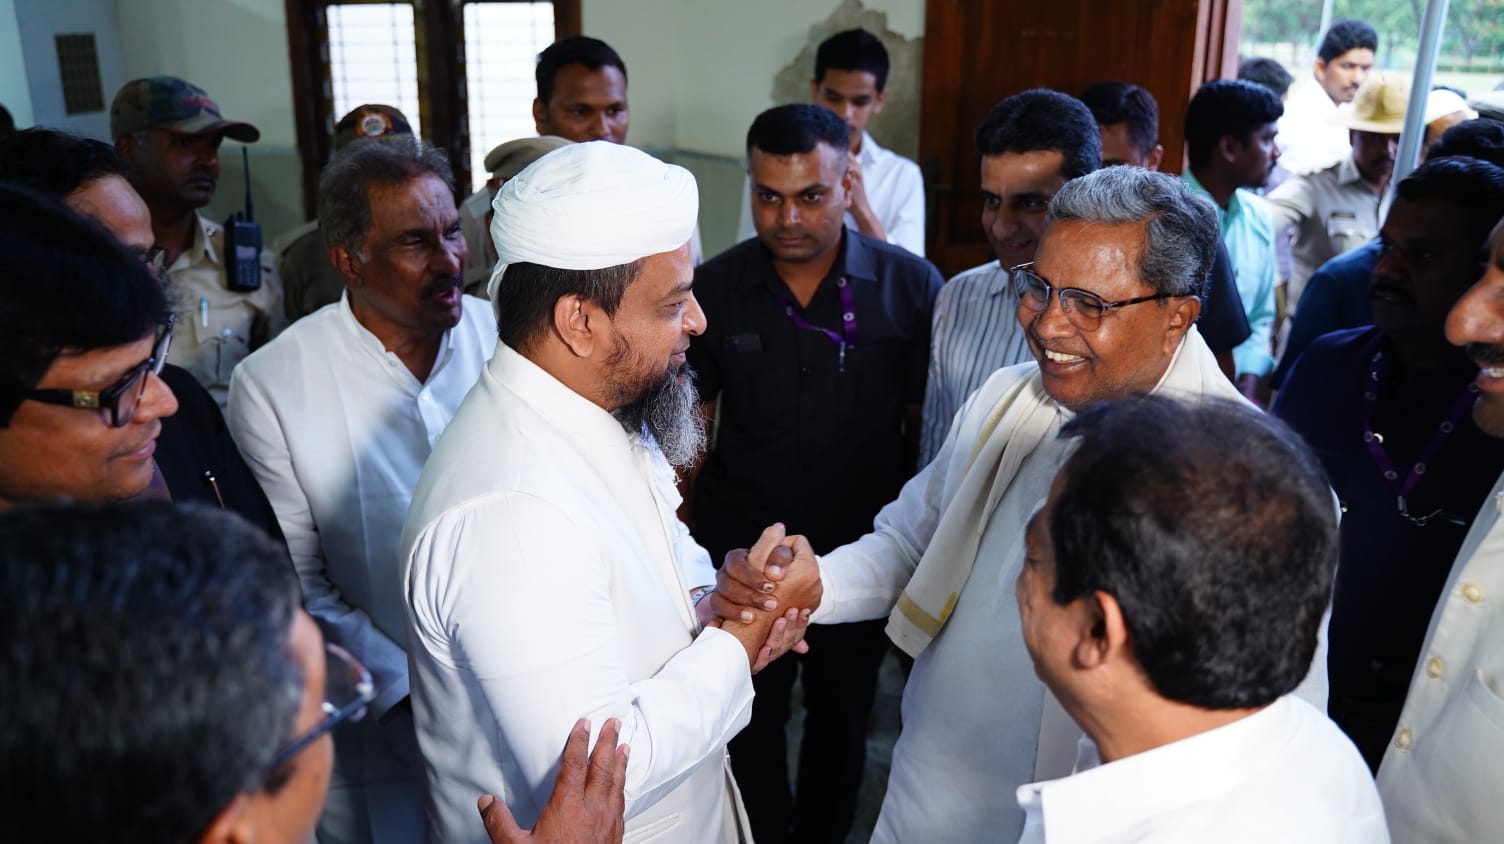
[0,129,285,537]
[0,184,181,508]
[711,165,1331,844]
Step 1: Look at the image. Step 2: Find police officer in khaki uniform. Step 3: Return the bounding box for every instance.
[112,76,283,410]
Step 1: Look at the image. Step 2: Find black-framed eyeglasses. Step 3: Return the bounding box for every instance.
[142,246,168,279]
[1010,262,1176,331]
[265,642,374,775]
[22,314,175,428]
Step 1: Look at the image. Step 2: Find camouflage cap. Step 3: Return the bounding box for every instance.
[110,76,259,142]
[333,104,414,152]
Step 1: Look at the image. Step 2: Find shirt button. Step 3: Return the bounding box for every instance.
[1463,583,1485,603]
[1395,728,1412,750]
[1426,657,1444,679]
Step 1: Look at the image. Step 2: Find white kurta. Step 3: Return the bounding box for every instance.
[228,293,494,843]
[811,329,1328,843]
[1378,474,1504,842]
[1276,80,1352,177]
[1015,696,1389,843]
[401,343,754,844]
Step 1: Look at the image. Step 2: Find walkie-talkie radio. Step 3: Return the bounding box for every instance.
[224,146,262,292]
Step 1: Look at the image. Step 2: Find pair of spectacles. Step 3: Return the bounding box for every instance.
[142,246,168,279]
[1010,263,1176,331]
[265,642,375,774]
[22,314,175,428]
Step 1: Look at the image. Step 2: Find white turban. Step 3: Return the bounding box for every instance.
[486,141,699,301]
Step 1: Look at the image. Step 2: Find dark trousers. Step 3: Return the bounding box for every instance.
[728,618,889,844]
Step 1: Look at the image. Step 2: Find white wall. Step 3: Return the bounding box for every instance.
[12,0,126,139]
[0,0,34,126]
[584,0,923,159]
[583,0,926,255]
[115,0,303,244]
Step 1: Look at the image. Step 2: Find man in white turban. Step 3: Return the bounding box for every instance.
[401,141,820,844]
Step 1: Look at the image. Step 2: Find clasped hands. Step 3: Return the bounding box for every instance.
[697,522,823,673]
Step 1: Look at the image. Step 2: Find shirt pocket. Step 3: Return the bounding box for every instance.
[184,300,252,386]
[1325,212,1369,256]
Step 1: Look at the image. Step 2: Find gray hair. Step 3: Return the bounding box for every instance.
[1046,166,1219,299]
[317,137,455,257]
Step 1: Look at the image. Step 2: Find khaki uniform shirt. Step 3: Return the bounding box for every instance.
[1266,155,1382,310]
[165,213,284,409]
[273,219,347,322]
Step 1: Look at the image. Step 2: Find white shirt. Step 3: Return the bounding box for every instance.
[401,343,753,844]
[1277,79,1353,177]
[227,293,494,715]
[1015,697,1389,843]
[918,260,1030,465]
[810,331,1326,843]
[1378,474,1504,842]
[736,130,927,256]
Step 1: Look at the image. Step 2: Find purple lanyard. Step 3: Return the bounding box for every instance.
[1361,348,1479,523]
[777,276,859,373]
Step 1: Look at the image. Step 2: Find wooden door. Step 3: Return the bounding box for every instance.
[920,0,1242,276]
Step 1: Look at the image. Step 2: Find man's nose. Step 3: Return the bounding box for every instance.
[1447,276,1504,348]
[137,370,179,423]
[780,201,801,227]
[684,292,707,336]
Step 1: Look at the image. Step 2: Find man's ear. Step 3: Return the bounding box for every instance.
[809,79,820,102]
[330,244,362,288]
[872,87,889,114]
[532,98,548,136]
[1163,295,1201,353]
[195,794,251,844]
[1095,590,1132,665]
[1070,592,1111,670]
[1145,143,1165,171]
[1217,134,1242,166]
[552,293,599,358]
[1313,57,1329,83]
[840,156,856,210]
[115,133,136,161]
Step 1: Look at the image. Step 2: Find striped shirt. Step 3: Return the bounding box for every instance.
[918,261,1032,465]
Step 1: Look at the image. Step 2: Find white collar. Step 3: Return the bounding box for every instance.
[486,341,639,448]
[1017,698,1294,840]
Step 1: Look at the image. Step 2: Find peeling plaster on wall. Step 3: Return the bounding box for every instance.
[769,0,923,160]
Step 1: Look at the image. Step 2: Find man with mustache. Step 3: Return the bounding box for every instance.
[112,76,283,410]
[402,140,818,844]
[1268,72,1407,322]
[1378,207,1504,839]
[227,139,494,844]
[686,103,942,844]
[1274,156,1504,771]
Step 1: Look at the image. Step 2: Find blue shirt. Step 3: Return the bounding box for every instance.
[1184,170,1278,377]
[1270,239,1378,389]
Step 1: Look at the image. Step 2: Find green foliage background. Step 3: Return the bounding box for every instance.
[1242,0,1504,70]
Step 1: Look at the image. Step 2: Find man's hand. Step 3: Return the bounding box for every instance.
[846,152,888,243]
[710,523,823,668]
[477,717,627,844]
[710,524,823,624]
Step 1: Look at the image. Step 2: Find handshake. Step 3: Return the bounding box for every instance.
[696,522,825,673]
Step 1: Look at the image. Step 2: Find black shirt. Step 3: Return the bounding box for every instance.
[689,232,943,561]
[1201,240,1252,353]
[159,364,286,546]
[1274,327,1504,769]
